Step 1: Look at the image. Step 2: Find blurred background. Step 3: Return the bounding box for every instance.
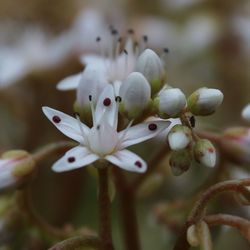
[0,0,249,249]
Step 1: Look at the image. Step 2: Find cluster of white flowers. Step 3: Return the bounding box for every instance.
[42,28,225,174]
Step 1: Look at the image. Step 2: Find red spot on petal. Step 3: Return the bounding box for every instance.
[148,123,157,131]
[208,148,214,153]
[135,161,142,168]
[68,157,75,163]
[52,116,61,123]
[103,98,111,106]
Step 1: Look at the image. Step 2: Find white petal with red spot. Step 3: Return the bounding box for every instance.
[118,120,170,149]
[105,149,147,173]
[52,146,99,172]
[42,107,90,144]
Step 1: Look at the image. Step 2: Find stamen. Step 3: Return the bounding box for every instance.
[96,36,101,42]
[148,123,157,131]
[135,160,142,168]
[97,125,101,130]
[123,49,128,76]
[115,96,122,102]
[75,113,88,142]
[52,116,61,124]
[68,157,75,163]
[163,47,169,53]
[127,28,134,35]
[89,95,92,101]
[96,36,105,58]
[142,35,148,43]
[88,95,96,126]
[141,35,148,52]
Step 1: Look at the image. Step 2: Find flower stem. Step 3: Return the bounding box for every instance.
[113,169,141,250]
[98,167,114,250]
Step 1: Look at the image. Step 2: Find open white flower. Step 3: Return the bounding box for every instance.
[43,85,170,173]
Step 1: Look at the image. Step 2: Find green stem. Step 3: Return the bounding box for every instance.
[98,168,114,250]
[113,169,141,250]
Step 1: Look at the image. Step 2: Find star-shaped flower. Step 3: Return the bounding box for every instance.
[42,85,170,173]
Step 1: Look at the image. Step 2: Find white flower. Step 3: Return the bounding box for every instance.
[42,85,170,173]
[242,104,250,122]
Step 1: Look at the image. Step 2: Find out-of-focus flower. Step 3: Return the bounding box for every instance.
[168,125,192,151]
[0,150,35,191]
[155,87,186,118]
[193,139,216,168]
[120,72,151,118]
[43,85,170,173]
[242,104,250,122]
[187,88,223,116]
[220,127,250,165]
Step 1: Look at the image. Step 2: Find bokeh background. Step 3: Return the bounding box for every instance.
[0,0,249,249]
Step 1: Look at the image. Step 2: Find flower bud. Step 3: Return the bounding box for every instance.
[193,139,216,167]
[120,72,151,118]
[0,150,35,191]
[135,49,166,94]
[187,88,223,116]
[220,127,250,165]
[242,104,250,122]
[168,125,192,151]
[155,88,186,118]
[187,224,199,247]
[169,149,192,176]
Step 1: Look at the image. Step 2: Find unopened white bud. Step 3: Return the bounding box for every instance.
[0,150,35,191]
[168,125,192,151]
[187,88,223,116]
[156,88,186,118]
[120,72,151,118]
[193,139,216,167]
[135,49,166,94]
[242,104,250,122]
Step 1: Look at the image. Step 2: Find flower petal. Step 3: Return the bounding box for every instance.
[105,149,147,173]
[95,84,117,128]
[56,73,81,90]
[118,120,171,149]
[52,146,99,172]
[42,106,90,144]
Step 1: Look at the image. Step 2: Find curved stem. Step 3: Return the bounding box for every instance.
[17,187,71,239]
[173,178,250,250]
[48,236,100,250]
[98,168,114,250]
[204,213,250,241]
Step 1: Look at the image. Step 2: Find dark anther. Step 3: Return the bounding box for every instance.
[88,95,92,101]
[115,96,122,102]
[189,116,196,128]
[118,37,122,43]
[143,35,148,42]
[163,47,169,53]
[52,116,61,124]
[68,157,75,163]
[148,123,157,131]
[73,112,80,117]
[127,28,134,34]
[111,29,118,35]
[96,36,101,42]
[97,125,100,130]
[123,49,128,55]
[135,161,142,168]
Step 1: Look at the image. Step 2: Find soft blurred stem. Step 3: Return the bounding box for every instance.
[173,178,250,250]
[17,187,71,239]
[133,144,169,189]
[48,236,100,250]
[204,214,250,242]
[32,141,76,163]
[113,168,141,250]
[98,167,115,250]
[195,130,222,144]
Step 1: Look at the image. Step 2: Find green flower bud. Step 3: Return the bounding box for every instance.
[193,139,216,167]
[169,149,192,176]
[187,88,223,116]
